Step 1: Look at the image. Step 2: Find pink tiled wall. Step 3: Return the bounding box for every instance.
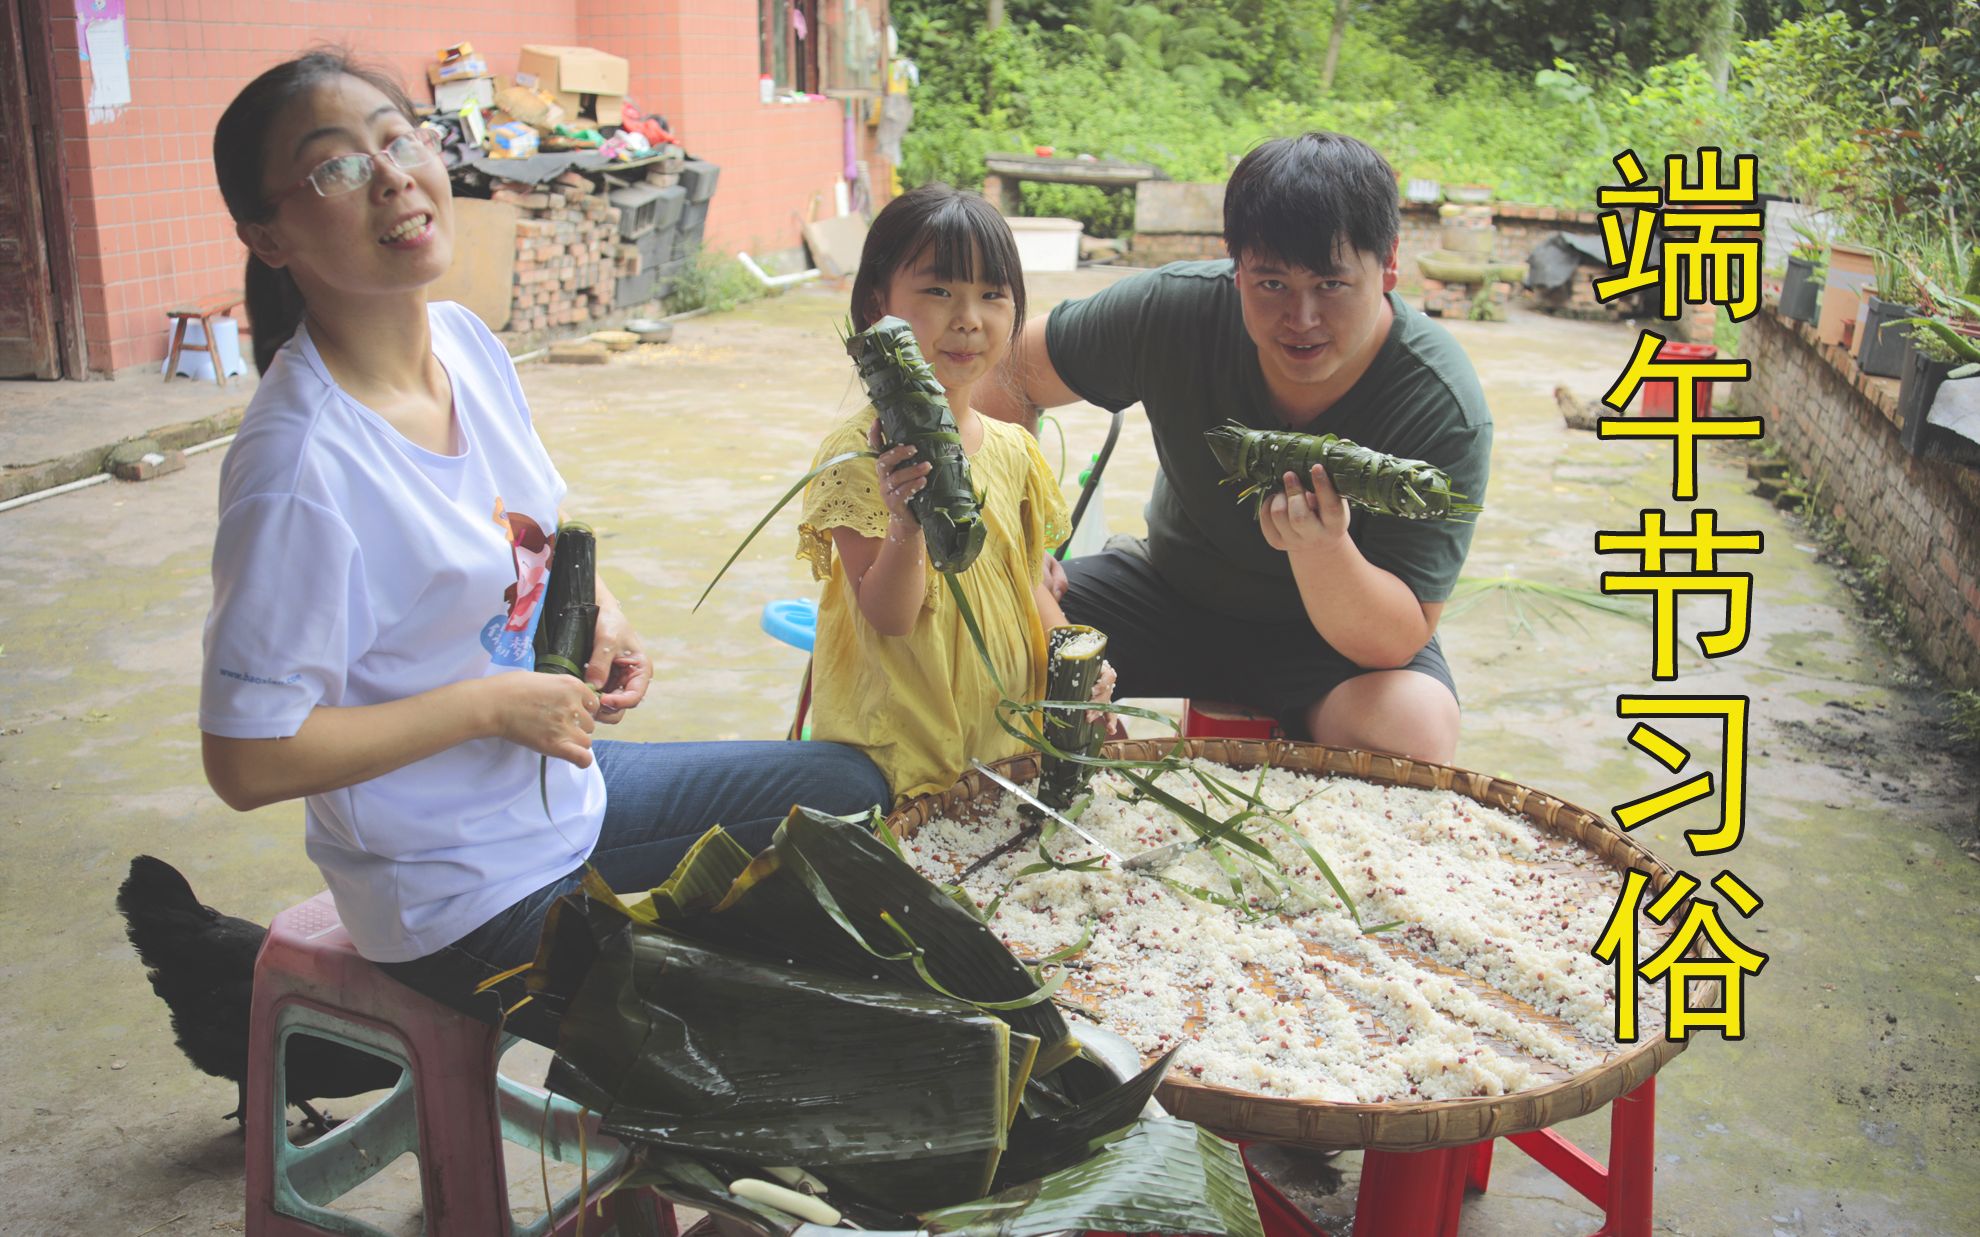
[581,0,880,255]
[37,0,877,373]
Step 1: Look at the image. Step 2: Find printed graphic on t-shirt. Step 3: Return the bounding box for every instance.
[480,500,551,667]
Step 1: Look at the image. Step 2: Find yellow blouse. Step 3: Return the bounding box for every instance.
[798,406,1070,802]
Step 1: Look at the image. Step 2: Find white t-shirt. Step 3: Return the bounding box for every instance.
[199,301,606,962]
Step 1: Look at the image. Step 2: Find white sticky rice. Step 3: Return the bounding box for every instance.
[900,761,1661,1103]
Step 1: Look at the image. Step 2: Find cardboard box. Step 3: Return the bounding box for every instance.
[433,75,496,112]
[517,44,628,126]
[428,55,489,85]
[489,121,539,160]
[493,84,564,130]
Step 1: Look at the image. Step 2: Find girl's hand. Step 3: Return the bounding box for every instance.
[1088,659,1126,738]
[585,601,650,722]
[488,673,598,767]
[869,421,931,526]
[1258,465,1350,558]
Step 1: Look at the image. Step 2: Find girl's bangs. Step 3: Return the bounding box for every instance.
[914,200,1023,292]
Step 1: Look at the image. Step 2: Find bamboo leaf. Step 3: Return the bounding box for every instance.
[538,897,1014,1186]
[990,1048,1179,1189]
[702,808,1078,1070]
[694,449,873,612]
[919,1118,1264,1237]
[637,827,755,922]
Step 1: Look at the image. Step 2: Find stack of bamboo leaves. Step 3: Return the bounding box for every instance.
[520,807,1265,1237]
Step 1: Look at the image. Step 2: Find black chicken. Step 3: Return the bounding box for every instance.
[117,855,403,1130]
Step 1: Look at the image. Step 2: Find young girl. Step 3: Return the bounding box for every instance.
[198,50,886,1045]
[798,185,1111,802]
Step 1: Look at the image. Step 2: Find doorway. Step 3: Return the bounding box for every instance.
[1,0,84,379]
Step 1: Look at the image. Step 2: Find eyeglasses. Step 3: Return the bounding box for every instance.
[268,127,442,206]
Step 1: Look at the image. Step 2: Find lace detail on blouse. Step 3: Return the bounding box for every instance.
[797,416,942,609]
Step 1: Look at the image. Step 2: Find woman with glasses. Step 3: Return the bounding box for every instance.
[198,50,888,1044]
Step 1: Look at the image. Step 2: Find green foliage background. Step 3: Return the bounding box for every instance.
[889,0,1974,266]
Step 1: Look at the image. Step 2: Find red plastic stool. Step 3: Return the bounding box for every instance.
[1238,1079,1659,1237]
[246,890,676,1236]
[1181,699,1282,741]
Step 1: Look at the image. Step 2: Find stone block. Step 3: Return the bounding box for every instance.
[1134,181,1226,235]
[491,189,552,210]
[105,440,187,482]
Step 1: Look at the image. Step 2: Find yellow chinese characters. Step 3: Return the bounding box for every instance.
[1599,332,1762,501]
[1598,509,1763,679]
[1610,695,1749,854]
[1594,148,1763,320]
[1593,869,1767,1042]
[1585,147,1771,1043]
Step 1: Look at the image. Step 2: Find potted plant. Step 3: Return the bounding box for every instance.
[1892,224,1980,453]
[1894,322,1972,454]
[1780,221,1826,323]
[1857,246,1921,378]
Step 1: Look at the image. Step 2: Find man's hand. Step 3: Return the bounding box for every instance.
[1258,465,1351,558]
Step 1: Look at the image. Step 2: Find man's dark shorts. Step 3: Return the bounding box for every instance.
[1060,539,1457,739]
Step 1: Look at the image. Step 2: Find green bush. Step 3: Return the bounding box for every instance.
[663,247,768,316]
[888,0,1965,252]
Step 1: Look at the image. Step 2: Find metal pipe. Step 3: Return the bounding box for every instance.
[0,471,112,515]
[0,432,236,515]
[737,251,820,290]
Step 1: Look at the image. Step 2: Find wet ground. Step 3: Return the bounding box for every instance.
[0,269,1975,1235]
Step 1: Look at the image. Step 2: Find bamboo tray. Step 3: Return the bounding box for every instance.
[885,738,1695,1154]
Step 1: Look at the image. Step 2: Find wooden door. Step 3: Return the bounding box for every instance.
[1,0,60,379]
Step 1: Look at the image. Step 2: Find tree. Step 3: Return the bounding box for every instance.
[1322,0,1353,91]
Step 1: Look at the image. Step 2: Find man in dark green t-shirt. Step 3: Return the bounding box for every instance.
[981,132,1491,763]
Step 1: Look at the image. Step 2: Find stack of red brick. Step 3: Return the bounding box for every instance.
[496,173,623,334]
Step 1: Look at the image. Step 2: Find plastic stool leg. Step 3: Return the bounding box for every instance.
[1503,1078,1658,1237]
[1240,1146,1332,1237]
[408,1016,510,1232]
[1601,1078,1656,1237]
[1467,1139,1495,1193]
[1354,1146,1469,1237]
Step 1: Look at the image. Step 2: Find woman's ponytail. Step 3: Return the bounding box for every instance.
[243,254,306,376]
[213,47,415,375]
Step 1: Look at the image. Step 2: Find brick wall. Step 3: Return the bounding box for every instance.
[35,0,873,373]
[500,175,623,336]
[1743,304,1980,688]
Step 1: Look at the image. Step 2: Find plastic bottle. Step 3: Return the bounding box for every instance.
[1061,452,1111,560]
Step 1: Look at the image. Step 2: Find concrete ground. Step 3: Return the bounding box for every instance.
[0,269,1975,1236]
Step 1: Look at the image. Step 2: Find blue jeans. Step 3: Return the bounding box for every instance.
[377,738,888,1045]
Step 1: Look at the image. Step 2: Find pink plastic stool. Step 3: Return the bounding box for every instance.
[246,890,676,1236]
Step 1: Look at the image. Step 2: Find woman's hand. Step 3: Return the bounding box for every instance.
[1259,465,1351,558]
[586,599,650,722]
[488,673,599,767]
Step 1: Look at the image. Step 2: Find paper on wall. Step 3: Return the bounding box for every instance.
[84,17,132,119]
